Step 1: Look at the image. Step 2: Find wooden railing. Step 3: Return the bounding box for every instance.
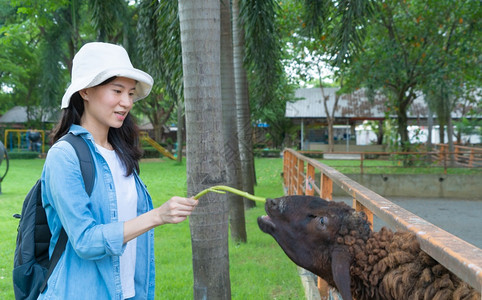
[433,144,482,167]
[282,148,482,297]
[298,150,482,174]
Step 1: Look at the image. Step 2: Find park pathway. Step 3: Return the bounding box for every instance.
[336,196,482,249]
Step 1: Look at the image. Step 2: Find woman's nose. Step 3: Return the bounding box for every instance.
[120,92,134,107]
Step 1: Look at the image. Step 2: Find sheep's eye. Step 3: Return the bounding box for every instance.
[308,214,325,226]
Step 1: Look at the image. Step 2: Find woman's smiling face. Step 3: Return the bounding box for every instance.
[80,77,136,132]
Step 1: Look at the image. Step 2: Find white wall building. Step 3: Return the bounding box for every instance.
[286,88,481,150]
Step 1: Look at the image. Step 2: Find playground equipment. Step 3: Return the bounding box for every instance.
[140,132,176,160]
[4,129,46,154]
[0,141,9,194]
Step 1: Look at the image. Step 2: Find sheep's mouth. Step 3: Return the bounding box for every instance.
[257,215,276,234]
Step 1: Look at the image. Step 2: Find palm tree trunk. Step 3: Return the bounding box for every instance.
[178,1,231,298]
[232,0,256,209]
[176,96,184,163]
[220,0,247,243]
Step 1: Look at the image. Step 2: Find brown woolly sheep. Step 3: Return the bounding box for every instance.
[257,195,480,300]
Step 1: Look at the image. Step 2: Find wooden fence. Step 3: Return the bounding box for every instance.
[433,144,482,167]
[299,148,482,174]
[282,148,482,297]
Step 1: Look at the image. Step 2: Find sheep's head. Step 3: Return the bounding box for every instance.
[258,195,371,300]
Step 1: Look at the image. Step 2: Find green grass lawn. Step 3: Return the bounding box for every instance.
[0,157,304,299]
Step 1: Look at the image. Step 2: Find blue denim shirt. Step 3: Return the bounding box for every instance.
[40,125,155,299]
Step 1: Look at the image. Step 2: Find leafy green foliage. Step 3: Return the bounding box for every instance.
[134,0,183,141]
[0,0,139,118]
[454,118,482,143]
[0,11,41,113]
[251,76,297,149]
[1,1,78,115]
[344,0,481,150]
[87,0,128,41]
[6,150,39,159]
[241,0,284,108]
[302,0,373,65]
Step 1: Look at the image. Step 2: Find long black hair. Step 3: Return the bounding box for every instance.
[51,77,142,175]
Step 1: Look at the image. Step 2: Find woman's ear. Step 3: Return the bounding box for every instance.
[79,88,89,100]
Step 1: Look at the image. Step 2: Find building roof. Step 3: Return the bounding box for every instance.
[286,88,478,120]
[0,106,59,123]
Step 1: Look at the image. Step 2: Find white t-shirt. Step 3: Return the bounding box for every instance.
[97,144,137,299]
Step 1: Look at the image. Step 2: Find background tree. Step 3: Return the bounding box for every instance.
[279,0,373,151]
[233,0,287,208]
[136,0,183,144]
[231,0,255,208]
[220,0,247,243]
[37,5,80,117]
[251,77,296,149]
[0,1,71,122]
[302,0,374,66]
[240,0,283,108]
[88,0,128,43]
[2,0,133,121]
[152,0,186,162]
[178,0,231,298]
[424,0,480,160]
[453,87,482,144]
[0,16,40,117]
[346,0,480,152]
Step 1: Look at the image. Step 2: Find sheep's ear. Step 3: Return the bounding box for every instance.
[331,247,352,300]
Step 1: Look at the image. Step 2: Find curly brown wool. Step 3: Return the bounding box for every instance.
[336,209,479,300]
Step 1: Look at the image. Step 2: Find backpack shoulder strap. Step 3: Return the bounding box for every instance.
[40,133,95,293]
[60,133,95,196]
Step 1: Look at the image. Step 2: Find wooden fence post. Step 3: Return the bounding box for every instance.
[469,149,474,167]
[320,173,333,201]
[288,153,295,194]
[352,195,374,230]
[283,150,289,188]
[306,164,315,196]
[297,159,304,195]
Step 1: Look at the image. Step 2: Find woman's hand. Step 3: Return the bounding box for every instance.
[155,196,199,225]
[123,196,198,243]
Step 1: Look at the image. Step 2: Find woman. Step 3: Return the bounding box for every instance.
[40,42,198,299]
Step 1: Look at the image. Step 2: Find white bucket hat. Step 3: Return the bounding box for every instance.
[61,42,154,109]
